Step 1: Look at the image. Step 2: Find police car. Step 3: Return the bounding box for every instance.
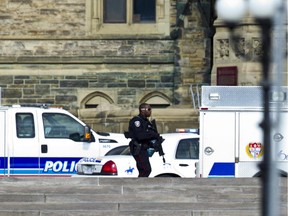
[76,131,199,178]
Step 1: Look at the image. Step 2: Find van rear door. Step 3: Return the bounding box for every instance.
[237,112,264,177]
[200,111,236,177]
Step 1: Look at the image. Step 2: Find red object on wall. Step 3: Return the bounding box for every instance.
[217,66,238,86]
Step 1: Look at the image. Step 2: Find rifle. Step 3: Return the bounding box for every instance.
[151,119,166,163]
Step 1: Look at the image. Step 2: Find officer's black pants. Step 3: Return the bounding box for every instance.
[133,147,151,177]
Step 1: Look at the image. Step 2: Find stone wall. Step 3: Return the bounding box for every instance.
[212,16,288,86]
[0,0,212,132]
[76,106,199,133]
[0,1,286,133]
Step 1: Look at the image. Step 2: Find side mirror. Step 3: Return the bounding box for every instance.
[83,126,94,142]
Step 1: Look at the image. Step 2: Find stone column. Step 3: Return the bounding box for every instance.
[212,15,288,86]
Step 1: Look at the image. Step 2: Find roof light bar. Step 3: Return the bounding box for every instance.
[176,128,199,134]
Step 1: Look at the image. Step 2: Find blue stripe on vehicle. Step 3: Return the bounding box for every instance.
[0,169,72,176]
[0,157,8,169]
[8,169,40,175]
[0,157,82,175]
[0,169,9,174]
[10,157,39,168]
[208,162,235,177]
[0,169,39,175]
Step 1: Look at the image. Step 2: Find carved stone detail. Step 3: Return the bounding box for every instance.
[252,37,263,60]
[215,39,229,61]
[234,37,245,59]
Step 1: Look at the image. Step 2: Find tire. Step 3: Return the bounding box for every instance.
[156,174,180,177]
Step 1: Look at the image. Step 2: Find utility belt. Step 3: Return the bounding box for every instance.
[129,139,150,156]
[129,139,141,156]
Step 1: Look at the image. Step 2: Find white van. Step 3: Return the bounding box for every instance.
[0,104,129,176]
[197,86,288,177]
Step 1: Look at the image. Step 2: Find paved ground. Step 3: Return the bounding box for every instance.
[0,177,286,216]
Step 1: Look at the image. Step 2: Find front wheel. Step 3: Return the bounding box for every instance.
[155,174,180,177]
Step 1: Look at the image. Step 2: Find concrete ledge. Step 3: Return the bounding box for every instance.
[0,177,286,216]
[0,210,263,216]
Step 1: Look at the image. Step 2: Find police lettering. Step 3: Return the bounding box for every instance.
[81,157,101,163]
[44,161,76,173]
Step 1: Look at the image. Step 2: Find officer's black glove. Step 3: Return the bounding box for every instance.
[150,136,164,155]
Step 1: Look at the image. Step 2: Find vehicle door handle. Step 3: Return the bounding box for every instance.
[41,145,48,153]
[179,164,189,167]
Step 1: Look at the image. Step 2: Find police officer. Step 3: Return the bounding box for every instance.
[128,103,160,177]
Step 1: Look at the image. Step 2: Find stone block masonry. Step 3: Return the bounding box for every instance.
[0,0,212,133]
[0,64,176,109]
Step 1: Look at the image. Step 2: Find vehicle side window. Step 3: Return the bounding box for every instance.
[42,113,84,141]
[176,138,199,159]
[16,113,35,138]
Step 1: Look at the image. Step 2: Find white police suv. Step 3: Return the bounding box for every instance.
[76,132,199,178]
